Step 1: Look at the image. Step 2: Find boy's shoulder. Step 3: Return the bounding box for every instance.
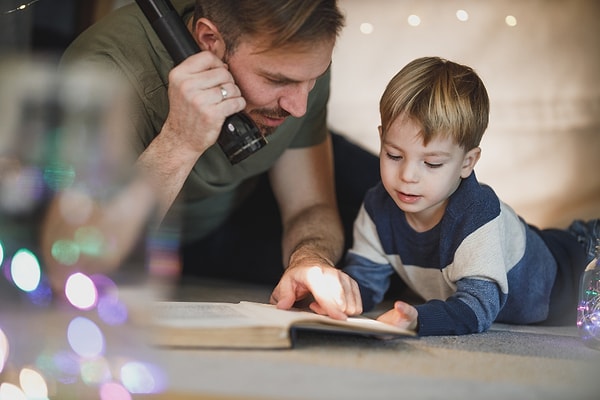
[447,173,500,219]
[362,182,398,218]
[364,181,387,204]
[440,173,502,247]
[361,181,405,228]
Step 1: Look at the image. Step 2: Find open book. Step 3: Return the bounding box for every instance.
[139,301,416,349]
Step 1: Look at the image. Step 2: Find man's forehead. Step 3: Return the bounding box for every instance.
[238,39,334,80]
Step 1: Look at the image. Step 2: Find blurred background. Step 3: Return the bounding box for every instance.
[0,1,598,397]
[329,0,600,230]
[1,0,599,228]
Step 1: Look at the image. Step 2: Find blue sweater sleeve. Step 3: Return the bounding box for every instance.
[415,278,503,336]
[342,252,395,312]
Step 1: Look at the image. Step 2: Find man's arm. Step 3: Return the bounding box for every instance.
[272,135,343,267]
[269,135,362,319]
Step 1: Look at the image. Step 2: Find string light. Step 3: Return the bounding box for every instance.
[578,240,600,350]
[1,0,42,15]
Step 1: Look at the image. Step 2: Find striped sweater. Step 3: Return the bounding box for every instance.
[343,173,561,336]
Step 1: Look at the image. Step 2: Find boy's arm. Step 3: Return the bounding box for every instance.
[340,204,397,312]
[412,278,503,336]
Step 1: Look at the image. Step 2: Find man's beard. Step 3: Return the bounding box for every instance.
[248,108,291,137]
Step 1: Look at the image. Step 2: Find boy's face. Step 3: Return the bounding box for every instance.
[226,36,334,136]
[379,115,480,231]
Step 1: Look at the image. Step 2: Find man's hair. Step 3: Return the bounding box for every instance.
[194,0,345,53]
[379,57,489,150]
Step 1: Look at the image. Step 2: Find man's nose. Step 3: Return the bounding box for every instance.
[278,82,312,118]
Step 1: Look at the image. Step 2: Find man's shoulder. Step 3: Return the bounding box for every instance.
[60,1,182,124]
[63,3,143,56]
[61,2,177,84]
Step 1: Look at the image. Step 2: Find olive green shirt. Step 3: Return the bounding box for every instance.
[62,0,330,243]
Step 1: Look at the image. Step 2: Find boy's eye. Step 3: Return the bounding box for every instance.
[386,153,402,161]
[425,162,443,168]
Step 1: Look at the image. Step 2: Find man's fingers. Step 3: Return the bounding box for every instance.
[177,51,225,74]
[305,267,364,319]
[339,274,362,315]
[306,266,344,302]
[272,266,362,320]
[270,280,293,309]
[309,300,347,320]
[270,273,310,310]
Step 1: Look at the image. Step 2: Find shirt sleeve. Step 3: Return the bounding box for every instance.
[415,278,503,336]
[343,252,395,312]
[342,204,395,311]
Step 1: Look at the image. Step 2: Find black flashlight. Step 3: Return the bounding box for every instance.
[135,0,267,164]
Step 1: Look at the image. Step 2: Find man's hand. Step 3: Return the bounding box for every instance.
[270,254,362,320]
[376,301,418,331]
[163,51,246,155]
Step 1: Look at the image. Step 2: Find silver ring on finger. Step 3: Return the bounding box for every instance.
[220,86,228,101]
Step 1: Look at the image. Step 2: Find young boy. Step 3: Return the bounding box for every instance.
[341,56,599,336]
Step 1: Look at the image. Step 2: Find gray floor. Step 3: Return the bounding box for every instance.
[2,275,599,399]
[145,279,600,400]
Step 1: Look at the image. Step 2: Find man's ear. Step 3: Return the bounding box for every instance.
[191,17,227,58]
[460,147,481,178]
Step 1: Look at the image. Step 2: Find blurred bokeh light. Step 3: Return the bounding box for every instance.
[0,57,167,398]
[19,367,49,400]
[10,249,41,292]
[65,272,97,310]
[67,317,105,358]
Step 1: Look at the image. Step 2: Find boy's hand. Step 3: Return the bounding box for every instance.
[270,264,362,320]
[377,301,418,331]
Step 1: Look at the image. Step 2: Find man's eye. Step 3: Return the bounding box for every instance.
[266,78,286,86]
[386,153,401,161]
[425,162,443,168]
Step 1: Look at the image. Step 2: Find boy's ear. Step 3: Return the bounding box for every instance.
[460,147,481,178]
[192,18,227,59]
[378,125,383,138]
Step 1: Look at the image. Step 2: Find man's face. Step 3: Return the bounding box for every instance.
[225,37,334,136]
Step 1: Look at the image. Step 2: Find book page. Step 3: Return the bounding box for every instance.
[150,301,414,337]
[238,302,415,337]
[153,302,276,328]
[144,301,413,348]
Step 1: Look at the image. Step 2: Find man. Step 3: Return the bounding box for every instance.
[61,0,371,318]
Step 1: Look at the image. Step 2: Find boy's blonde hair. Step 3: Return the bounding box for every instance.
[379,57,489,150]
